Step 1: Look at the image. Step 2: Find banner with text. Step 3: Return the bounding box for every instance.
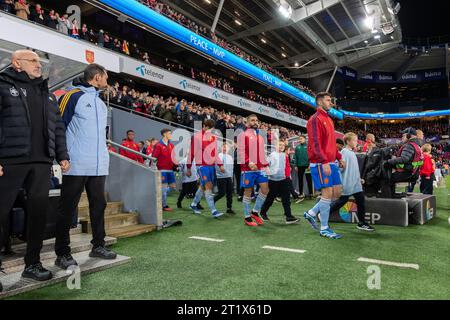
[121,57,308,128]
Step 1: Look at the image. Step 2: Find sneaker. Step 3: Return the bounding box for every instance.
[295,197,305,204]
[226,209,235,214]
[190,204,201,214]
[260,212,270,222]
[55,253,78,270]
[357,223,375,232]
[319,228,343,239]
[89,246,117,260]
[163,206,173,212]
[237,196,243,202]
[197,203,205,210]
[244,218,258,227]
[251,212,264,225]
[303,211,318,230]
[22,262,53,281]
[275,197,281,202]
[285,216,300,224]
[176,202,182,209]
[212,211,224,218]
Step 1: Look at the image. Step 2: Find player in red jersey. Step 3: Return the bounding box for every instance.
[187,119,225,218]
[238,114,269,227]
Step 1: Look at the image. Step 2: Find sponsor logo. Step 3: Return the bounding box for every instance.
[212,90,229,101]
[339,202,381,224]
[345,70,356,78]
[85,50,95,64]
[86,103,92,108]
[238,99,251,108]
[179,79,201,92]
[9,87,19,97]
[136,65,165,80]
[378,74,393,81]
[425,71,441,78]
[20,88,27,97]
[425,200,434,221]
[401,73,417,80]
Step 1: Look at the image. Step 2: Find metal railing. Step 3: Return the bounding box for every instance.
[107,139,158,171]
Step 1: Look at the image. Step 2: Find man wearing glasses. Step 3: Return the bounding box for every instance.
[0,50,70,289]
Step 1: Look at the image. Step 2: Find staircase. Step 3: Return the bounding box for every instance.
[78,192,156,239]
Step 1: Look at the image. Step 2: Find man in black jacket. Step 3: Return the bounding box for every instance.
[0,50,70,288]
[384,128,423,197]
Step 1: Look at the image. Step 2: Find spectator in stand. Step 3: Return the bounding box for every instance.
[97,29,105,47]
[56,13,70,35]
[70,18,79,39]
[15,0,30,20]
[29,4,45,25]
[120,130,144,163]
[80,24,89,41]
[0,0,14,13]
[152,128,176,211]
[46,9,58,29]
[419,144,435,195]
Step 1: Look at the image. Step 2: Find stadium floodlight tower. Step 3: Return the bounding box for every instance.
[278,0,293,19]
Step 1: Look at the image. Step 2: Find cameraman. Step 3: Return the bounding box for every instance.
[384,128,423,197]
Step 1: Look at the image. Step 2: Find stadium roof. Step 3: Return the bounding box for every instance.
[163,0,404,78]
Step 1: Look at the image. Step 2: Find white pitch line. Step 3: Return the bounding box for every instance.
[357,257,419,270]
[189,236,225,242]
[262,245,306,254]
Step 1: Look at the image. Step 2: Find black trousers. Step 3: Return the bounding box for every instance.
[177,181,198,203]
[0,163,52,267]
[214,177,233,209]
[297,166,312,195]
[419,175,433,195]
[55,176,107,256]
[390,171,416,196]
[330,192,366,224]
[260,179,292,217]
[234,163,243,196]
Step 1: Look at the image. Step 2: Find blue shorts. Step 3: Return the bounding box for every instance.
[198,166,216,187]
[310,163,342,191]
[241,171,269,189]
[161,171,176,185]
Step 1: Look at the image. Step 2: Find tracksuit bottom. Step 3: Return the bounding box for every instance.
[214,177,233,209]
[330,191,366,224]
[0,163,52,267]
[260,179,292,218]
[419,175,433,195]
[55,176,107,256]
[177,181,198,204]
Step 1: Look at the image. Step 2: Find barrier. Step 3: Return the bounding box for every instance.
[405,193,437,225]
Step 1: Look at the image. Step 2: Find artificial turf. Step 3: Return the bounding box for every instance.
[8,177,450,300]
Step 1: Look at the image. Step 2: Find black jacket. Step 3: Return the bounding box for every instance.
[388,138,421,172]
[0,67,69,163]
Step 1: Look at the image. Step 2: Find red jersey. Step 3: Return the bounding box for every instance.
[120,140,144,163]
[152,140,175,171]
[306,108,342,164]
[420,153,434,178]
[238,128,268,172]
[188,129,223,169]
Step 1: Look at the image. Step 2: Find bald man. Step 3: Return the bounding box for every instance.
[0,50,69,287]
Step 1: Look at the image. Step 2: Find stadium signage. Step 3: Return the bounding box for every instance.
[122,56,308,127]
[98,0,344,120]
[339,66,446,83]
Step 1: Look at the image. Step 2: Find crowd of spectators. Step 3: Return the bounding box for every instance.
[105,80,302,141]
[0,1,314,122]
[138,0,316,96]
[336,119,450,140]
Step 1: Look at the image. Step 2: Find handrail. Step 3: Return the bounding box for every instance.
[107,139,156,162]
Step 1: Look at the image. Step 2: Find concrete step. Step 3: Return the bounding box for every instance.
[70,224,83,236]
[80,213,139,233]
[78,201,122,217]
[106,224,156,239]
[0,251,130,299]
[79,192,109,207]
[1,234,117,271]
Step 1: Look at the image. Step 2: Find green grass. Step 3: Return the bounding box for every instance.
[8,178,450,300]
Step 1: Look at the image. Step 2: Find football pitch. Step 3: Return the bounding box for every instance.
[9,178,450,300]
